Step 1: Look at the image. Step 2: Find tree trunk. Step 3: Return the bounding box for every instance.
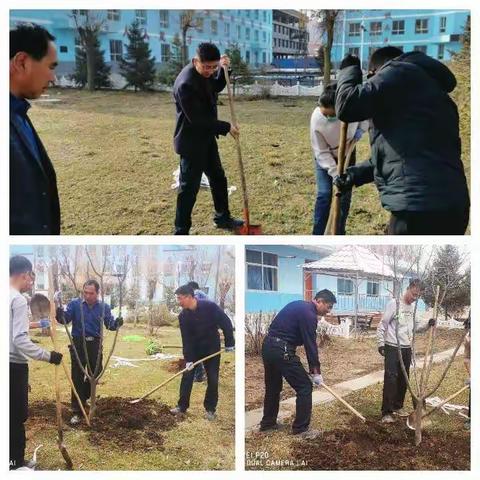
[86,42,96,92]
[414,397,423,446]
[323,46,331,86]
[88,380,98,423]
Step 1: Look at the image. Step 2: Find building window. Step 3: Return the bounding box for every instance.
[263,11,267,23]
[246,50,250,64]
[109,39,123,61]
[368,46,378,57]
[255,10,259,20]
[440,16,447,33]
[370,21,382,36]
[337,278,354,296]
[392,20,405,35]
[196,17,204,32]
[107,10,120,22]
[262,51,266,63]
[263,31,267,43]
[414,45,427,53]
[438,43,445,59]
[246,250,278,291]
[211,19,217,35]
[348,47,360,56]
[246,10,250,18]
[159,10,169,28]
[349,22,361,37]
[246,27,250,40]
[160,43,171,62]
[254,30,259,42]
[237,25,241,39]
[415,18,429,34]
[367,281,379,297]
[36,270,46,290]
[225,23,230,37]
[59,45,68,53]
[72,10,87,16]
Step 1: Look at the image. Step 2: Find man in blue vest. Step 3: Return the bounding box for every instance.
[10,24,61,234]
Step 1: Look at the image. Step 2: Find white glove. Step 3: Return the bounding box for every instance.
[53,290,62,305]
[186,362,194,371]
[311,373,324,386]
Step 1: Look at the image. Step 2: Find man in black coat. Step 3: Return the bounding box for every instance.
[10,24,61,235]
[334,47,469,235]
[173,42,243,235]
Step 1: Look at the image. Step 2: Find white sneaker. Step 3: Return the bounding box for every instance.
[70,414,81,425]
[205,410,217,421]
[381,414,396,424]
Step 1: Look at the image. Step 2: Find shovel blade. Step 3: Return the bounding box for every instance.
[235,224,263,235]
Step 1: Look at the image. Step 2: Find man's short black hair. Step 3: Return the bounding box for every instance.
[196,42,220,62]
[408,278,424,290]
[314,289,337,304]
[175,284,195,297]
[187,281,200,290]
[10,255,33,276]
[83,279,100,293]
[318,82,336,109]
[368,46,403,73]
[10,24,56,61]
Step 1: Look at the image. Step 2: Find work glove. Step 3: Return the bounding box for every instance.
[186,362,195,371]
[427,318,436,328]
[115,317,124,329]
[353,128,364,142]
[378,346,385,356]
[333,172,355,193]
[49,351,63,365]
[311,373,324,386]
[39,318,51,329]
[225,346,235,352]
[53,290,62,306]
[340,54,361,70]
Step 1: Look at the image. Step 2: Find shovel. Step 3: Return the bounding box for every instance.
[130,349,225,404]
[223,65,262,235]
[321,383,366,422]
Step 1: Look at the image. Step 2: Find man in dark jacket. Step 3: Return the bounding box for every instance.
[170,284,235,420]
[259,290,336,439]
[173,42,243,234]
[10,24,61,235]
[334,47,469,235]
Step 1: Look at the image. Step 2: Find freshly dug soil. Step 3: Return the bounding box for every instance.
[290,418,470,470]
[166,358,186,373]
[28,397,180,451]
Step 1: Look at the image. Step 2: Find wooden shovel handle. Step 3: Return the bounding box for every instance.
[321,383,366,422]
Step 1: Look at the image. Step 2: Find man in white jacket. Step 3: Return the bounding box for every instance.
[310,83,368,234]
[9,255,63,470]
[376,279,435,423]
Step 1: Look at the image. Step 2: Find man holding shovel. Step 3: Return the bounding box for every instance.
[9,255,63,470]
[259,290,336,439]
[55,280,123,424]
[170,284,235,420]
[173,42,243,235]
[377,279,435,423]
[334,48,469,234]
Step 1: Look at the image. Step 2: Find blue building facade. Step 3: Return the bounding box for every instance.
[10,9,273,76]
[331,9,470,68]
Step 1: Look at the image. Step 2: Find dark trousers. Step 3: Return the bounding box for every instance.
[175,140,230,234]
[178,354,221,412]
[381,345,412,416]
[388,207,469,235]
[260,336,313,434]
[69,336,102,414]
[10,363,29,470]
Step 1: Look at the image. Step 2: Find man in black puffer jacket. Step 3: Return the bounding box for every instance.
[334,47,469,235]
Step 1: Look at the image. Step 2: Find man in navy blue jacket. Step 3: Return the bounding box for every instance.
[10,24,61,235]
[173,42,243,234]
[56,280,123,424]
[260,290,336,438]
[170,284,235,420]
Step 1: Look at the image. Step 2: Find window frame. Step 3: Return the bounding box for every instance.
[246,250,279,292]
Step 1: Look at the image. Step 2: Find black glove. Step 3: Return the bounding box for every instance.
[428,318,436,328]
[340,54,361,70]
[49,351,63,365]
[55,306,65,323]
[378,346,385,357]
[115,317,124,329]
[334,172,355,193]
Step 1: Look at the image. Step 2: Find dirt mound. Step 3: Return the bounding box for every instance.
[290,418,470,470]
[166,358,186,373]
[29,397,180,451]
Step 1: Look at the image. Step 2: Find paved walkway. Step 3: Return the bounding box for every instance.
[245,347,462,431]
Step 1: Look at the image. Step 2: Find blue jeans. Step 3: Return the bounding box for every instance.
[313,162,351,235]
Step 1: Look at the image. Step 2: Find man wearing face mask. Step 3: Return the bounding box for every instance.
[310,83,368,234]
[259,290,337,439]
[173,42,243,235]
[334,48,469,235]
[10,24,60,235]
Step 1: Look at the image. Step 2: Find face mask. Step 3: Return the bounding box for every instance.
[326,115,337,122]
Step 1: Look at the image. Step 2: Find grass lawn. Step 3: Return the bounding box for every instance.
[25,325,235,470]
[245,358,470,470]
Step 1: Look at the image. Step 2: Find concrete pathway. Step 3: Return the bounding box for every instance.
[245,347,462,431]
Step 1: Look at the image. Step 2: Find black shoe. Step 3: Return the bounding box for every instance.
[259,422,286,433]
[214,217,244,230]
[174,229,189,235]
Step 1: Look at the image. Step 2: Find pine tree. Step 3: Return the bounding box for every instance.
[120,20,156,92]
[224,43,253,95]
[70,35,111,89]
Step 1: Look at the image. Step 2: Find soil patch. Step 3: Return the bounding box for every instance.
[166,358,186,373]
[29,397,180,451]
[290,418,470,470]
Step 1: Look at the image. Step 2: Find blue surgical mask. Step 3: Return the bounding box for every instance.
[326,115,337,122]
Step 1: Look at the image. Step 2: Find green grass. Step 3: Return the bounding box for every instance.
[25,325,235,470]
